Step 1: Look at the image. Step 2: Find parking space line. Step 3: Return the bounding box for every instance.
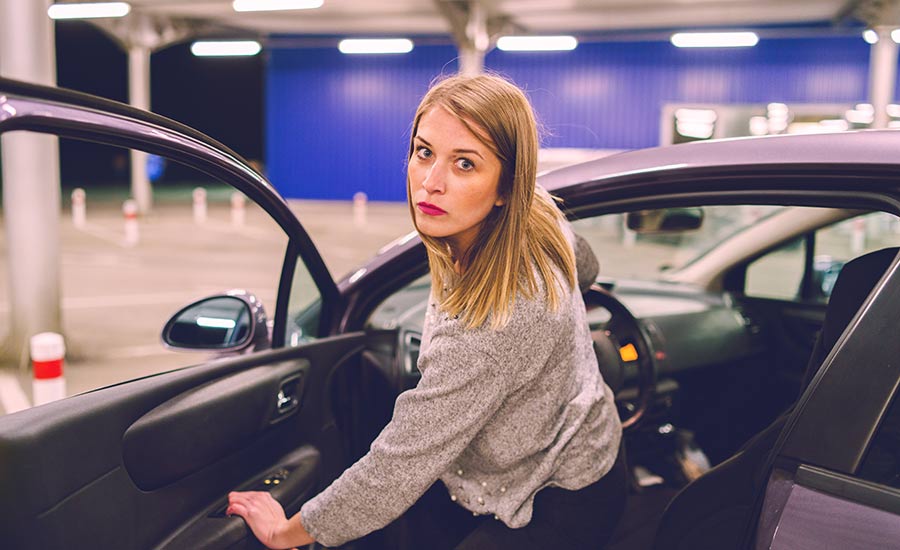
[0,371,31,414]
[75,224,127,248]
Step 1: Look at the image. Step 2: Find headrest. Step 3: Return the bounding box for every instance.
[821,247,898,352]
[801,246,897,392]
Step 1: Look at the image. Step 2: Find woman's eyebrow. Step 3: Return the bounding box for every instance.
[415,136,485,160]
[453,148,485,160]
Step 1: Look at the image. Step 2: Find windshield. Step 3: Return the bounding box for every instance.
[571,205,787,282]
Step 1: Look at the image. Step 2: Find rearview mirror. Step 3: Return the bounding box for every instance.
[626,208,704,234]
[162,291,270,353]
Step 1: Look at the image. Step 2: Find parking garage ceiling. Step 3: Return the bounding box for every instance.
[76,0,860,38]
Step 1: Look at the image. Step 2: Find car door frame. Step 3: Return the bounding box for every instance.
[0,77,341,342]
[0,78,358,549]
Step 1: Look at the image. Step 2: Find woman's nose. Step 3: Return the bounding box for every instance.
[421,162,446,193]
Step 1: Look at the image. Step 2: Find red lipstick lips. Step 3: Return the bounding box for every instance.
[417,202,447,216]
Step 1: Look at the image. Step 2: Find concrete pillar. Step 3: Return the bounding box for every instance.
[459,47,485,76]
[128,45,153,212]
[0,0,63,364]
[459,1,488,76]
[868,26,899,129]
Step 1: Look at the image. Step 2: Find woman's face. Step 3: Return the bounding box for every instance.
[409,106,504,257]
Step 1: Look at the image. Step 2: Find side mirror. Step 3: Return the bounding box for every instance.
[162,291,270,353]
[626,208,704,234]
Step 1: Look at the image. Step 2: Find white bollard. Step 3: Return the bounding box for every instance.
[31,332,66,406]
[353,191,368,227]
[851,216,866,255]
[193,187,207,224]
[231,191,246,228]
[71,188,86,229]
[123,199,139,247]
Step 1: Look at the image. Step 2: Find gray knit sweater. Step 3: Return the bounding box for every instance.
[300,230,622,547]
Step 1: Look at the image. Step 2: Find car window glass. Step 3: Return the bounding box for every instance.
[744,212,900,303]
[284,258,322,344]
[0,138,287,414]
[745,237,807,300]
[812,213,900,300]
[571,205,784,282]
[367,273,431,331]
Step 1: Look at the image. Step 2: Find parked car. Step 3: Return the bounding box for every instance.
[2,77,900,550]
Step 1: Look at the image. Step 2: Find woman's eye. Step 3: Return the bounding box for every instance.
[415,146,432,160]
[456,158,475,171]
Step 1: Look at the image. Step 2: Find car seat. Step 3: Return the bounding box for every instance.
[651,246,900,550]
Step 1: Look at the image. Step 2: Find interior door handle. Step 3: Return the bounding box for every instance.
[272,376,301,421]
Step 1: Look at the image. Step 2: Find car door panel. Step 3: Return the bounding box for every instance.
[122,362,308,491]
[0,332,367,550]
[755,465,900,550]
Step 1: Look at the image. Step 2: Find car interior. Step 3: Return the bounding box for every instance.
[359,204,900,549]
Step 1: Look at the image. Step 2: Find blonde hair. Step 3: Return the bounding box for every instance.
[407,74,576,329]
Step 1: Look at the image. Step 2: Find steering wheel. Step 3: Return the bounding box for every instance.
[584,283,663,431]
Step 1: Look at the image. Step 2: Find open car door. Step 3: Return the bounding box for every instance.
[0,79,362,549]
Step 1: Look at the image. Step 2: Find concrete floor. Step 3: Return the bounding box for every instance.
[0,191,413,414]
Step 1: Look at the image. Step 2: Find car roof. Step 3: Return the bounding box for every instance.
[538,129,900,193]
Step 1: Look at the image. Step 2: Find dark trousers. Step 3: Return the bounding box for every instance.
[377,446,628,550]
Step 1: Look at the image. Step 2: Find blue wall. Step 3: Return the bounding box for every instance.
[267,36,874,201]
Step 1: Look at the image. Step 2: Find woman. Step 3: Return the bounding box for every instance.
[227,74,625,549]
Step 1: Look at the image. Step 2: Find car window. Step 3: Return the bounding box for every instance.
[367,273,431,331]
[745,237,806,300]
[812,213,900,298]
[1,138,288,408]
[571,205,785,282]
[745,212,900,302]
[284,259,322,345]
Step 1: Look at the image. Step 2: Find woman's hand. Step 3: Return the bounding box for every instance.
[226,491,315,549]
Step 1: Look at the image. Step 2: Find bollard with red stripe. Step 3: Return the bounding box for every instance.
[72,188,86,229]
[193,187,207,224]
[123,199,139,247]
[353,191,367,227]
[31,332,67,406]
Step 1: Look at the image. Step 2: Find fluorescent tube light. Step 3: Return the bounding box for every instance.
[338,39,413,54]
[233,0,323,12]
[496,36,577,52]
[864,29,879,44]
[196,317,237,329]
[191,40,262,57]
[48,2,130,19]
[670,32,759,48]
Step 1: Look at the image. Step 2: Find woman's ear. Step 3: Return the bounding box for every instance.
[494,197,506,207]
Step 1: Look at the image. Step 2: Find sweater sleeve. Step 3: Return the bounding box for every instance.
[299,330,511,547]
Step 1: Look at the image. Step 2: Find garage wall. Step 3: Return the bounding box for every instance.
[267,36,872,201]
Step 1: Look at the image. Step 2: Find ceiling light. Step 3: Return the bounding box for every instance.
[191,41,262,57]
[233,0,323,11]
[496,36,577,52]
[670,32,759,48]
[864,29,879,44]
[338,39,413,54]
[48,2,130,19]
